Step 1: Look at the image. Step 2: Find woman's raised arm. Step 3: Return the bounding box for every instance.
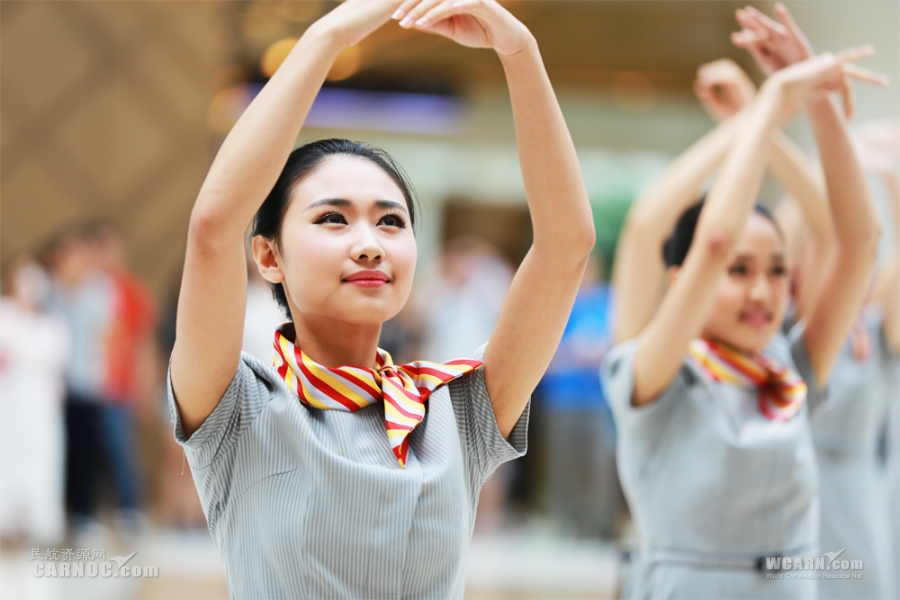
[732,3,887,385]
[612,114,741,344]
[630,50,874,406]
[171,0,402,437]
[393,0,595,437]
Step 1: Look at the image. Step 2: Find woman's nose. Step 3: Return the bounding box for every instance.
[748,274,771,302]
[352,227,384,263]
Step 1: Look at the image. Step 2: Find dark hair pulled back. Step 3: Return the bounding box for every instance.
[251,139,419,319]
[662,197,782,268]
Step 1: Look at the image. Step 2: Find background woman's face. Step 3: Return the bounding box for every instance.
[271,155,417,326]
[702,213,790,353]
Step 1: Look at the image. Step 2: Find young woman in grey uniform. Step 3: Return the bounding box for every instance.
[790,131,899,599]
[735,12,900,598]
[602,6,886,598]
[168,0,594,597]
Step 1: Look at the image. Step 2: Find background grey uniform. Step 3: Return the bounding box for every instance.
[166,344,528,599]
[812,308,900,600]
[602,326,825,599]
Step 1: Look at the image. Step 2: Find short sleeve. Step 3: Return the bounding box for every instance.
[601,339,686,440]
[167,351,277,468]
[784,322,828,417]
[448,343,529,483]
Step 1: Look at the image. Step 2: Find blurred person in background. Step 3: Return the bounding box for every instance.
[0,256,70,546]
[84,223,157,533]
[412,237,516,532]
[683,48,899,600]
[536,253,622,540]
[50,224,147,542]
[790,122,899,600]
[166,0,594,595]
[416,236,513,362]
[603,5,886,597]
[613,56,830,346]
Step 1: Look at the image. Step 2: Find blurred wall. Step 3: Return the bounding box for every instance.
[1,1,225,300]
[1,1,896,302]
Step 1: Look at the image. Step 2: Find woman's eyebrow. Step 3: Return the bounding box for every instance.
[303,198,407,213]
[303,198,350,212]
[374,200,408,213]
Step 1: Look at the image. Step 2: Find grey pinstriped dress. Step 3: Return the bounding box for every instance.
[166,343,528,599]
[811,308,899,600]
[602,325,825,599]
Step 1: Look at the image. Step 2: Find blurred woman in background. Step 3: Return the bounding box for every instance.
[602,5,886,598]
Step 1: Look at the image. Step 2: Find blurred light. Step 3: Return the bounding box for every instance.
[206,84,464,136]
[262,38,299,78]
[305,88,464,135]
[612,71,657,113]
[327,46,363,82]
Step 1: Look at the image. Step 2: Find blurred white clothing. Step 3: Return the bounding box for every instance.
[0,298,69,544]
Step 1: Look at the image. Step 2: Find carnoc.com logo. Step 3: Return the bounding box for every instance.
[31,548,159,579]
[762,549,863,579]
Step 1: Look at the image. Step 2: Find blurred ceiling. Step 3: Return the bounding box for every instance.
[230,0,762,94]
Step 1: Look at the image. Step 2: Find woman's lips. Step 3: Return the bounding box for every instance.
[344,270,390,287]
[740,311,772,328]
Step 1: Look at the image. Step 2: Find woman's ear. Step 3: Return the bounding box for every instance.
[665,265,681,290]
[251,235,285,284]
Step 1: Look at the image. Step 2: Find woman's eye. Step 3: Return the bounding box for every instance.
[771,265,787,276]
[379,214,406,228]
[316,212,346,225]
[728,264,748,276]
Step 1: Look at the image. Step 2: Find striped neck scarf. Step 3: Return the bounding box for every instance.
[687,338,808,421]
[273,323,482,468]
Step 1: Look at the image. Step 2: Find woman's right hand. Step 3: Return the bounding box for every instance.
[761,47,887,123]
[312,0,407,48]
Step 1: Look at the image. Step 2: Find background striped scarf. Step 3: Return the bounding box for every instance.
[687,338,808,421]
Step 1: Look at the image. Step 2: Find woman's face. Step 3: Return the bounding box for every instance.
[701,213,790,353]
[260,155,417,326]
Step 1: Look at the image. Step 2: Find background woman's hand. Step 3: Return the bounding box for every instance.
[392,0,533,57]
[694,59,756,122]
[731,3,814,75]
[731,3,887,118]
[763,47,887,123]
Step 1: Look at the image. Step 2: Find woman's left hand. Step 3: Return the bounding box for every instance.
[392,0,533,57]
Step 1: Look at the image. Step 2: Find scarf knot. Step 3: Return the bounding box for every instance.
[687,338,807,421]
[272,323,482,467]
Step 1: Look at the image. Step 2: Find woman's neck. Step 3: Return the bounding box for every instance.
[290,314,383,369]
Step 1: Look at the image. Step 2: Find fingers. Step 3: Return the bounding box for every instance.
[415,0,490,29]
[774,3,805,42]
[392,0,421,24]
[731,28,768,48]
[740,6,788,38]
[840,78,855,120]
[842,63,890,87]
[395,0,443,28]
[835,44,875,63]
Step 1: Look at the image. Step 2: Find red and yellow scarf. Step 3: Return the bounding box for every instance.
[687,338,808,421]
[273,323,482,468]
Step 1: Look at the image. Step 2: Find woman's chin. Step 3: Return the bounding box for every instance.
[717,327,778,355]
